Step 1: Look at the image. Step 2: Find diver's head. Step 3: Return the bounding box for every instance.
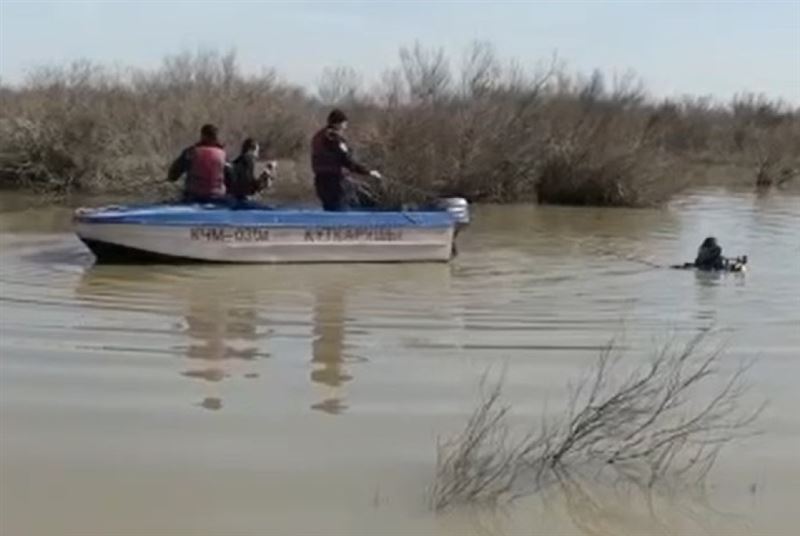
[700,237,718,249]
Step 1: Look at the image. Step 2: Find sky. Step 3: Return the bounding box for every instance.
[1,0,799,103]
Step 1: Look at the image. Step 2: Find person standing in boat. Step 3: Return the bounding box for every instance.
[167,124,230,204]
[310,109,382,211]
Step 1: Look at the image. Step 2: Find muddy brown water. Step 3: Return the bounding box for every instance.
[1,189,798,535]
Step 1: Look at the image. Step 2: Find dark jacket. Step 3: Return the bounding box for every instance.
[310,126,369,177]
[694,240,725,270]
[227,152,265,199]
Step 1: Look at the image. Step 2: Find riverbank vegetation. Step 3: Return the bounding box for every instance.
[430,333,763,511]
[1,45,798,206]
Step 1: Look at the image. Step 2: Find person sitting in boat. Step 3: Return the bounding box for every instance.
[167,123,230,204]
[226,138,276,207]
[311,108,382,211]
[673,237,747,272]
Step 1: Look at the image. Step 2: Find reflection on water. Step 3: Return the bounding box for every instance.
[199,396,223,411]
[537,473,748,536]
[1,189,799,535]
[310,285,351,415]
[179,284,264,411]
[67,263,381,415]
[71,266,269,411]
[692,269,748,323]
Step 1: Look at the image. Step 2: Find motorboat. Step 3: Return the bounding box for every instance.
[73,198,469,264]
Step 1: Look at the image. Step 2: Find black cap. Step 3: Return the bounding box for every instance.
[327,109,348,125]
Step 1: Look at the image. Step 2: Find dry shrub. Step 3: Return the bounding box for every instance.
[534,144,673,207]
[430,332,763,511]
[0,52,315,196]
[430,377,524,510]
[730,93,800,188]
[532,71,683,206]
[356,43,557,206]
[1,44,798,204]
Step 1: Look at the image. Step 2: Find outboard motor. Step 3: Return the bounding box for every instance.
[436,197,470,227]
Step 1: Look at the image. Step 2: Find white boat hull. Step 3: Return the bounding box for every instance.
[76,222,456,263]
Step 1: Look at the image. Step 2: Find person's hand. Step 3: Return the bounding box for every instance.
[266,160,278,173]
[369,169,382,180]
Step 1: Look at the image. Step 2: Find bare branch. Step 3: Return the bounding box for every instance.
[430,332,763,511]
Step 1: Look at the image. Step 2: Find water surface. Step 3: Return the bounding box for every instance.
[1,189,798,535]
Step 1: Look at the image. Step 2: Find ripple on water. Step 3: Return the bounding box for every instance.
[1,191,800,535]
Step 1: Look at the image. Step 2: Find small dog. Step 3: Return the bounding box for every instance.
[257,160,277,191]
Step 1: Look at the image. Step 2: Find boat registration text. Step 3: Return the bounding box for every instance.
[189,226,405,243]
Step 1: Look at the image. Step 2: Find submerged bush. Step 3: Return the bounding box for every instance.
[430,333,763,511]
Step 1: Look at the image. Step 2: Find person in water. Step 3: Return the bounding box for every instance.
[310,108,382,211]
[694,237,726,270]
[167,124,230,204]
[226,138,276,206]
[674,237,747,272]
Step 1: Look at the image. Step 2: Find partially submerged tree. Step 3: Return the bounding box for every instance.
[430,332,764,511]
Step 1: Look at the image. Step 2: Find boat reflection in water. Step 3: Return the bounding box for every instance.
[309,284,352,415]
[73,264,269,411]
[178,281,265,411]
[306,264,454,415]
[73,262,453,414]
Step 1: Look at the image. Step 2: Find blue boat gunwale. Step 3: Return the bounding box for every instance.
[74,205,456,229]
